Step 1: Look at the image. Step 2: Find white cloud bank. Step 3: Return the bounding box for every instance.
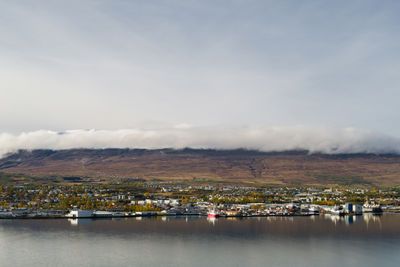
[1,126,400,158]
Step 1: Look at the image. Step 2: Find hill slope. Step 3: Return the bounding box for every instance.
[1,149,400,185]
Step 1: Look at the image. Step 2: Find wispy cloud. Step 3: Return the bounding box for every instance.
[1,126,399,158]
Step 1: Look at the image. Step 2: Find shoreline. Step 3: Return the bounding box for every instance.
[0,212,389,220]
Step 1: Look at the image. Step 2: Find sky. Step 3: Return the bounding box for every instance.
[1,0,400,155]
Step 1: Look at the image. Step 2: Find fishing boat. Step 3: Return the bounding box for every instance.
[207,209,219,218]
[363,200,383,213]
[309,205,320,215]
[331,206,346,216]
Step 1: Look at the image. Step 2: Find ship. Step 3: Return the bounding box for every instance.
[330,206,346,216]
[308,205,320,215]
[363,200,383,213]
[207,209,219,218]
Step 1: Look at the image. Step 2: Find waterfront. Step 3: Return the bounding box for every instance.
[2,183,398,219]
[1,214,400,267]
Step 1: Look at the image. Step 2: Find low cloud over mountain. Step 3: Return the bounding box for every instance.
[1,126,400,158]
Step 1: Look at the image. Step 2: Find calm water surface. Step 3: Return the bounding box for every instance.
[1,214,400,267]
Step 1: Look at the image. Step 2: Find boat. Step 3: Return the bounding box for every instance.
[207,209,219,218]
[372,206,383,213]
[363,200,383,213]
[309,206,320,215]
[331,206,346,216]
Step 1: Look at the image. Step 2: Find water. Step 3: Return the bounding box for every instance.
[1,214,400,267]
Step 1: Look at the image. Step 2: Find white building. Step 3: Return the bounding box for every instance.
[66,209,93,218]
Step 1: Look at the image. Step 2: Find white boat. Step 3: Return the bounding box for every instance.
[363,200,383,213]
[331,206,346,216]
[309,205,320,215]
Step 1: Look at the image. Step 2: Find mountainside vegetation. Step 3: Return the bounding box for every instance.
[1,148,400,186]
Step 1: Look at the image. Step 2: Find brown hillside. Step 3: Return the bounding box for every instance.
[1,149,400,185]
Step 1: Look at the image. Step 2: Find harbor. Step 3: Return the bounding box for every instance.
[0,201,389,219]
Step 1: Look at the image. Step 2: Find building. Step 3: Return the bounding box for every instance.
[344,203,353,213]
[353,204,363,215]
[66,208,93,218]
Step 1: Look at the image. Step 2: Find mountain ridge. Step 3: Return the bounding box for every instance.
[1,148,400,186]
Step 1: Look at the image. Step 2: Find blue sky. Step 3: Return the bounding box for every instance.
[0,0,400,153]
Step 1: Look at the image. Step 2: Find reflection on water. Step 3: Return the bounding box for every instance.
[206,216,217,225]
[325,214,382,225]
[63,213,388,228]
[0,214,399,267]
[62,213,392,238]
[68,218,93,225]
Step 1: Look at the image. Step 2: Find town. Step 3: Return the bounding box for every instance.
[1,181,400,218]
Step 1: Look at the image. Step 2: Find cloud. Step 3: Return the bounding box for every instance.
[1,126,400,158]
[1,1,400,135]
